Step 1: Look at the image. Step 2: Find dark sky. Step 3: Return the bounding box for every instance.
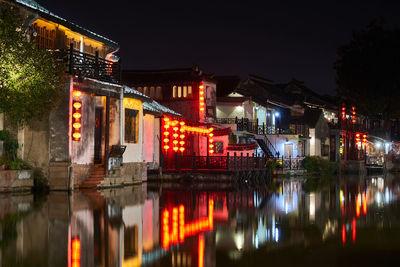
[37,0,400,95]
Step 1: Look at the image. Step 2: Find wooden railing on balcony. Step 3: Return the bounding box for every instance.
[217,117,308,136]
[55,44,121,84]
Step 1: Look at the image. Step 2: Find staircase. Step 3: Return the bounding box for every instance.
[255,138,277,158]
[80,164,106,189]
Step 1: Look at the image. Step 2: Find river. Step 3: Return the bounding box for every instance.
[1,174,400,266]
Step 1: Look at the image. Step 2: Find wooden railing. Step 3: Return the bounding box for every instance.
[217,117,308,136]
[53,44,121,84]
[163,153,269,171]
[162,153,305,171]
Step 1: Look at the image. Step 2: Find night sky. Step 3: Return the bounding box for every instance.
[37,0,400,95]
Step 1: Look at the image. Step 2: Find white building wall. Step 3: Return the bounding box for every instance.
[266,134,299,158]
[143,114,154,163]
[123,101,143,163]
[216,104,244,119]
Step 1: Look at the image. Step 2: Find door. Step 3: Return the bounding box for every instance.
[284,143,293,158]
[94,107,103,164]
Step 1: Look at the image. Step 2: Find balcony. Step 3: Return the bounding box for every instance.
[54,45,121,84]
[216,117,308,136]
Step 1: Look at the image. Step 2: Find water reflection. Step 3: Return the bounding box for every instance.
[1,174,400,266]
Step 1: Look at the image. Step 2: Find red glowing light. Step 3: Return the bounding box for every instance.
[161,199,214,250]
[173,147,179,152]
[356,194,360,217]
[352,218,356,243]
[362,193,367,215]
[342,224,346,244]
[73,122,81,130]
[164,145,170,150]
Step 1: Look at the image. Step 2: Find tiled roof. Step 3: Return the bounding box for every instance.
[15,0,119,49]
[143,100,182,117]
[123,86,151,101]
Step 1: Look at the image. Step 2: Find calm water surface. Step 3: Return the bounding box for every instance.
[1,174,400,266]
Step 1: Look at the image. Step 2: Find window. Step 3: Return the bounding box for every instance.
[173,86,177,98]
[178,86,182,98]
[125,109,139,143]
[206,107,215,117]
[137,87,142,93]
[143,87,148,95]
[188,86,192,97]
[215,141,224,154]
[32,23,55,49]
[156,86,162,99]
[124,226,138,259]
[150,86,155,98]
[183,86,187,97]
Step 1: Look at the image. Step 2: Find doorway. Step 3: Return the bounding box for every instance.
[284,143,294,158]
[94,107,103,164]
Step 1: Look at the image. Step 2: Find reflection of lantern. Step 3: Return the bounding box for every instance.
[71,237,81,267]
[72,94,82,141]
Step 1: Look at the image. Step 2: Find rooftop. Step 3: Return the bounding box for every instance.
[15,0,119,50]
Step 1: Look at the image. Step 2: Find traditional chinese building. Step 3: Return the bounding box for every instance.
[0,0,146,189]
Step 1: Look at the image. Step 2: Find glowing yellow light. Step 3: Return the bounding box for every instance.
[179,147,185,152]
[173,140,179,145]
[180,141,185,145]
[209,133,214,137]
[180,135,185,139]
[173,147,179,152]
[209,139,214,143]
[164,145,170,150]
[173,127,179,131]
[164,132,170,136]
[199,85,204,89]
[73,122,81,129]
[73,113,81,119]
[209,149,214,154]
[73,91,81,98]
[164,118,170,122]
[73,132,81,140]
[164,125,170,129]
[173,133,179,138]
[200,97,204,101]
[73,102,82,109]
[180,121,185,126]
[164,138,170,143]
[209,144,214,148]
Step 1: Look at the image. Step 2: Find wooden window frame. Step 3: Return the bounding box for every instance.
[125,109,139,143]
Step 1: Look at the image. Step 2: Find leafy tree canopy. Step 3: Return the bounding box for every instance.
[0,9,63,125]
[335,18,400,119]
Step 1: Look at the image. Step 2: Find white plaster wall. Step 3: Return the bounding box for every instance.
[123,107,143,163]
[71,93,97,165]
[266,134,299,158]
[153,118,160,167]
[143,114,154,163]
[216,104,244,119]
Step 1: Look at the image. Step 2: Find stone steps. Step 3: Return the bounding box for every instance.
[79,164,105,189]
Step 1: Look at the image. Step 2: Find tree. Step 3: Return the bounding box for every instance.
[0,9,63,126]
[335,19,400,120]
